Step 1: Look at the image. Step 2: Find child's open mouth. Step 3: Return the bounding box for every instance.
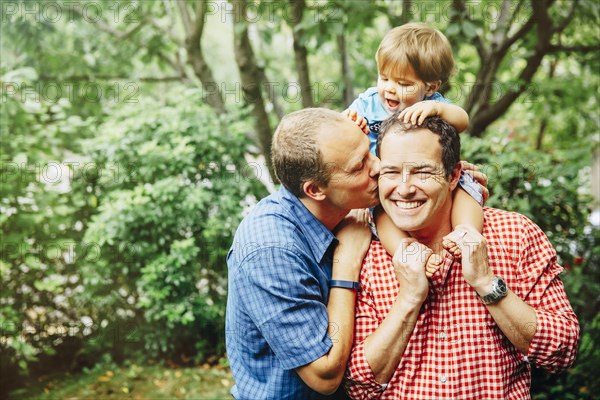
[386,99,400,109]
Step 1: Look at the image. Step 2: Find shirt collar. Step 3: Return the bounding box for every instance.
[279,186,337,264]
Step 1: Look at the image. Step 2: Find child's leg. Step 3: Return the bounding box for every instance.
[444,188,484,257]
[375,206,442,278]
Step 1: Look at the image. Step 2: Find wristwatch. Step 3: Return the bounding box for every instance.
[329,280,360,291]
[478,276,508,305]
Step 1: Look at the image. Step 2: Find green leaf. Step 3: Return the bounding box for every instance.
[462,21,478,38]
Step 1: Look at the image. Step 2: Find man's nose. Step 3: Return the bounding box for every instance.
[396,174,416,197]
[369,154,381,178]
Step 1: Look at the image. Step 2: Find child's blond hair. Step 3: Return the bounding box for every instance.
[376,22,455,84]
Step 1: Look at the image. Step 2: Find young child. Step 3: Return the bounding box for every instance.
[345,22,484,277]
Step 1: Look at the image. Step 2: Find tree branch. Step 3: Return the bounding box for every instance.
[71,5,145,39]
[177,0,225,114]
[553,1,577,34]
[452,0,486,60]
[468,0,555,135]
[146,15,182,46]
[288,0,313,107]
[498,15,535,54]
[231,0,276,181]
[175,0,193,35]
[490,0,512,51]
[189,0,207,50]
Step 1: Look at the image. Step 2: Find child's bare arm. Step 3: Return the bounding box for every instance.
[376,206,442,278]
[452,189,484,232]
[399,101,469,133]
[444,188,484,258]
[374,206,408,257]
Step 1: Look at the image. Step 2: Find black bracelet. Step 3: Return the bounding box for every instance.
[329,280,360,291]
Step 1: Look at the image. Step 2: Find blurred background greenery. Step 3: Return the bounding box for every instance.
[1,0,599,398]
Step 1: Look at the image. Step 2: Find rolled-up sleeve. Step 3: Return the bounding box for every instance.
[516,216,580,373]
[344,256,387,399]
[240,247,332,370]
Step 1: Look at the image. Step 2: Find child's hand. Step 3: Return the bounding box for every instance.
[425,253,443,278]
[343,109,369,134]
[333,209,373,281]
[442,230,464,259]
[398,100,439,126]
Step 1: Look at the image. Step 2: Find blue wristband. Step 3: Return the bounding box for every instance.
[329,280,360,291]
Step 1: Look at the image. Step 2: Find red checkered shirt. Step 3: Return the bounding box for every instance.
[345,208,579,400]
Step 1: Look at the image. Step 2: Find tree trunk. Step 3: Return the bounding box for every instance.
[231,0,276,182]
[177,1,226,115]
[337,32,354,107]
[536,59,557,150]
[402,0,414,23]
[288,0,314,107]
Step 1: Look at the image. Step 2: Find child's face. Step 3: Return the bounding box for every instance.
[377,65,431,112]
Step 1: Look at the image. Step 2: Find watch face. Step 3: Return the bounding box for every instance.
[496,278,507,292]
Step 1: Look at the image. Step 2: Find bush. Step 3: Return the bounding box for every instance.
[461,134,600,399]
[77,89,268,363]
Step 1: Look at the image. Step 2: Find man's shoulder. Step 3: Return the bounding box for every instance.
[230,193,300,255]
[483,207,538,228]
[483,207,549,246]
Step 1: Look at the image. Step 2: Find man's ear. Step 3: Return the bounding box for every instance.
[302,180,327,201]
[425,80,442,97]
[449,163,461,191]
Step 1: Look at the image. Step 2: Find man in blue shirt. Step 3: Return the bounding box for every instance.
[226,108,380,399]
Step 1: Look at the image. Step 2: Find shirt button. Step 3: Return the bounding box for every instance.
[439,332,448,340]
[440,374,447,383]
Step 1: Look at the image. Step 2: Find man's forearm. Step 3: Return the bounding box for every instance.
[473,281,537,354]
[295,244,366,394]
[294,286,358,395]
[363,296,422,383]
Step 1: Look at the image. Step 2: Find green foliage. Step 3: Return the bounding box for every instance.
[77,89,267,362]
[2,1,599,398]
[461,134,599,399]
[461,134,592,264]
[532,228,600,400]
[1,66,96,380]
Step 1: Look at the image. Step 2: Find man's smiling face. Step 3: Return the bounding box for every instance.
[378,129,459,238]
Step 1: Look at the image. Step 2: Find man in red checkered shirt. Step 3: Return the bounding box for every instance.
[344,116,580,400]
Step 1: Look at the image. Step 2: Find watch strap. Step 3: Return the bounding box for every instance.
[329,280,360,291]
[479,276,508,305]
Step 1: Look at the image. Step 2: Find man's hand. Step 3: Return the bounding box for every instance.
[461,161,489,203]
[333,209,372,281]
[392,239,431,305]
[342,109,369,134]
[443,224,495,295]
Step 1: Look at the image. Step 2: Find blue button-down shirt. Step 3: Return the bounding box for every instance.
[226,186,341,399]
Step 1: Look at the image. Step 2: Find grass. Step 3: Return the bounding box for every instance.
[8,363,233,400]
